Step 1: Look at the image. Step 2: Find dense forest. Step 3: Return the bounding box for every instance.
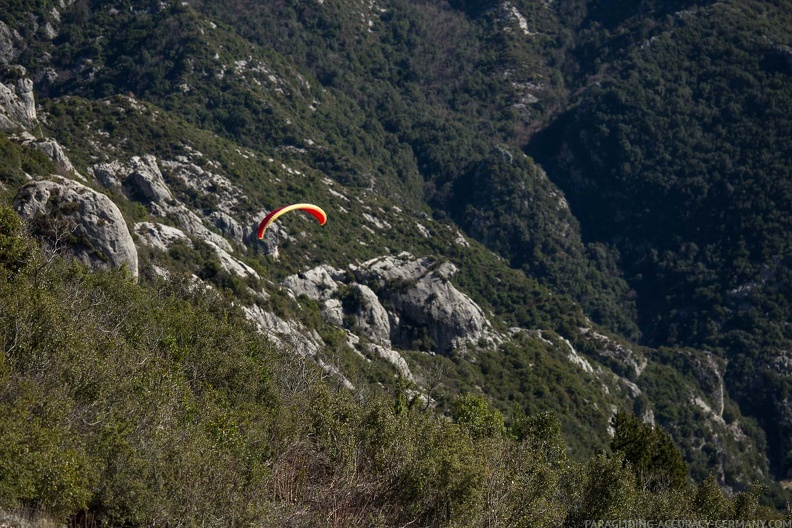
[527,0,792,481]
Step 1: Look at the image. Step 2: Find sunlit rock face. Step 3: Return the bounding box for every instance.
[14,176,139,277]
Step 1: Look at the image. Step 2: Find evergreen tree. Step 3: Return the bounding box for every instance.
[611,411,688,492]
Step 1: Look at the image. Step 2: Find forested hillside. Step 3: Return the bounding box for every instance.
[0,206,784,528]
[526,0,792,483]
[1,0,791,524]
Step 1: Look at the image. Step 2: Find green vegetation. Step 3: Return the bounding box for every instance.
[2,0,792,516]
[31,0,637,336]
[0,209,784,525]
[0,135,56,190]
[611,411,688,492]
[527,0,792,480]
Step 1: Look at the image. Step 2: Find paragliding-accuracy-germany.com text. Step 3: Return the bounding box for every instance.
[584,521,792,528]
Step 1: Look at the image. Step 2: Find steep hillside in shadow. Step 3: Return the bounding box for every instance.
[527,0,792,481]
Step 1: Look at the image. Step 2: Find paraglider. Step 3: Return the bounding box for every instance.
[257,203,327,239]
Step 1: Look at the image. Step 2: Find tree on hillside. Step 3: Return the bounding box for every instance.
[611,411,688,492]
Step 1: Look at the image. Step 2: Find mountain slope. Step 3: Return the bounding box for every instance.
[1,0,791,515]
[526,0,792,481]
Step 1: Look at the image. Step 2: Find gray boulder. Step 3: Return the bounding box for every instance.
[0,21,21,65]
[390,273,490,353]
[356,253,492,354]
[14,176,138,277]
[771,352,792,377]
[321,299,344,326]
[134,222,191,252]
[366,343,413,381]
[675,349,727,418]
[241,303,355,390]
[293,253,495,354]
[282,265,342,301]
[203,239,260,279]
[89,160,126,190]
[42,21,58,40]
[15,79,35,124]
[90,156,233,253]
[350,284,391,346]
[159,158,243,216]
[134,221,258,279]
[353,252,433,284]
[242,303,324,358]
[127,155,173,203]
[26,138,84,180]
[580,327,647,379]
[159,203,233,253]
[209,211,245,246]
[0,77,37,131]
[246,212,288,259]
[280,253,495,384]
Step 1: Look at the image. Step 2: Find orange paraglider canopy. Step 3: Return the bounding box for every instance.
[257,203,327,239]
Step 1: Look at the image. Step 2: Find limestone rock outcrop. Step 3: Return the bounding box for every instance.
[246,212,289,259]
[0,21,21,65]
[89,160,126,190]
[355,253,494,353]
[14,176,138,276]
[283,252,495,355]
[350,284,391,346]
[209,211,245,247]
[281,265,341,300]
[134,221,258,279]
[321,298,344,326]
[127,155,173,203]
[366,343,413,381]
[580,327,647,379]
[204,239,260,279]
[90,155,233,253]
[0,77,37,131]
[156,203,233,253]
[279,252,502,382]
[16,136,84,181]
[242,303,325,358]
[134,222,190,252]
